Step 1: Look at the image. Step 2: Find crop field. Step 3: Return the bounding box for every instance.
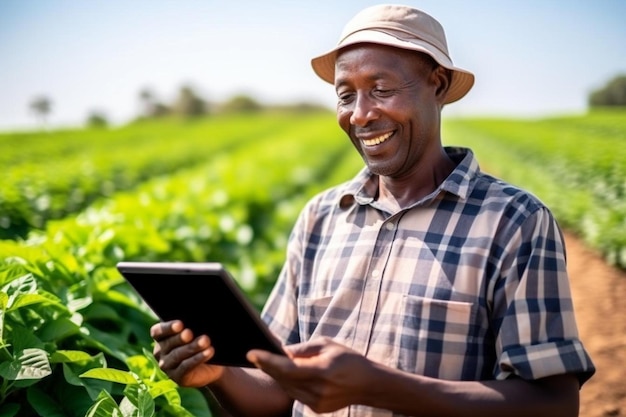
[0,109,624,415]
[443,109,626,268]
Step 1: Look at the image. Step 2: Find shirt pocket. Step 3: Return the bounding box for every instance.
[397,295,479,379]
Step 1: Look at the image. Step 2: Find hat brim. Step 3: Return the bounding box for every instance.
[311,29,474,104]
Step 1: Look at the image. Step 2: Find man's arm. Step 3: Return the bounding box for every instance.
[361,361,579,417]
[249,339,580,417]
[206,366,293,417]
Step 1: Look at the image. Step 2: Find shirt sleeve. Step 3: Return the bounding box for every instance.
[260,200,310,346]
[492,206,595,385]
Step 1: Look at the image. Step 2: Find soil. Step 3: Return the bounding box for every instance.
[564,231,626,417]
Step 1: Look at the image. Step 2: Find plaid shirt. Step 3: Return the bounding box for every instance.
[261,147,595,417]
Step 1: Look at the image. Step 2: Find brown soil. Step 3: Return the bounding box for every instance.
[564,231,626,417]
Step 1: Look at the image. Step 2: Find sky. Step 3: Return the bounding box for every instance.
[1,0,625,131]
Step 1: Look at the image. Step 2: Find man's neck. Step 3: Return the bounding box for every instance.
[377,151,457,209]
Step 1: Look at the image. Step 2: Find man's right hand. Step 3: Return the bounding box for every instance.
[150,320,225,387]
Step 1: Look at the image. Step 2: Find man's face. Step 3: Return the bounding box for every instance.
[334,43,445,179]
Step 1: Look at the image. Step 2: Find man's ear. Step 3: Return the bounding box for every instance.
[432,66,452,101]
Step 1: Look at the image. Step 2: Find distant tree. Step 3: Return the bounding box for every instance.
[86,111,109,128]
[151,102,171,118]
[220,94,262,114]
[172,85,207,119]
[29,95,52,127]
[139,87,156,117]
[138,87,171,119]
[589,74,626,107]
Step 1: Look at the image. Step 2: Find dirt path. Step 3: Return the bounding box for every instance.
[564,231,626,417]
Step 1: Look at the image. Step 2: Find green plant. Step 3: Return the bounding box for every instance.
[0,112,355,415]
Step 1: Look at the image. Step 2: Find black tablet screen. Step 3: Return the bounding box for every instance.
[116,261,285,367]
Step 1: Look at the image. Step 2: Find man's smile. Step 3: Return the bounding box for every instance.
[361,131,394,147]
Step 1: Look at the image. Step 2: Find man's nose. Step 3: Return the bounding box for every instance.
[350,94,379,127]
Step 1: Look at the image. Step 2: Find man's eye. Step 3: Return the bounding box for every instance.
[337,93,354,105]
[374,88,393,96]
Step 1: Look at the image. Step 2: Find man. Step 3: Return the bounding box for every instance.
[151,4,595,416]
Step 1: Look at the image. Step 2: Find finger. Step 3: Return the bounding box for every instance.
[159,334,213,371]
[152,327,193,359]
[153,327,195,361]
[285,338,326,358]
[247,349,295,375]
[166,345,215,385]
[150,320,184,340]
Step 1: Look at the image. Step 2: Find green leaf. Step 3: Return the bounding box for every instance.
[147,380,179,402]
[122,383,155,416]
[50,349,94,364]
[0,348,51,380]
[62,360,114,402]
[1,274,37,304]
[9,325,45,352]
[80,368,139,385]
[118,397,142,417]
[7,292,60,312]
[84,390,123,417]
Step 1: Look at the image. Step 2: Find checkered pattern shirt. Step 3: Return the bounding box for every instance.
[261,147,595,417]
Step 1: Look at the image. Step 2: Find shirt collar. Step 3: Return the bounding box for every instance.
[337,147,478,209]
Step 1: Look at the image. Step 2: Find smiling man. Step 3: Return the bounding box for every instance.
[151,4,595,416]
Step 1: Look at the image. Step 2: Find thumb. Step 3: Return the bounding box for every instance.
[285,338,328,358]
[246,349,289,366]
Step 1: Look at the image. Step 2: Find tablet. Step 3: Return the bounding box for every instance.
[116,261,285,367]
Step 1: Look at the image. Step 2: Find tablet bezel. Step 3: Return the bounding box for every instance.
[116,261,285,368]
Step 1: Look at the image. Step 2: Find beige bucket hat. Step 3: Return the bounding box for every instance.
[311,4,475,104]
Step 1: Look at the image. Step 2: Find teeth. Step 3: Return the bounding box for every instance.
[362,132,393,146]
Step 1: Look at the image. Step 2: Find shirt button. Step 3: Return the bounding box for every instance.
[372,269,381,278]
[385,222,395,231]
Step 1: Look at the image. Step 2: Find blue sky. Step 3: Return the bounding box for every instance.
[1,0,625,131]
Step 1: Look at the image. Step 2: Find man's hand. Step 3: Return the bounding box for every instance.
[151,320,225,387]
[247,337,373,413]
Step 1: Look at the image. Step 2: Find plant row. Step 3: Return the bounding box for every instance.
[442,109,626,268]
[0,112,332,240]
[0,115,362,416]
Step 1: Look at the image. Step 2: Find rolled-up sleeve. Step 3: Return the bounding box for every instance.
[493,207,595,384]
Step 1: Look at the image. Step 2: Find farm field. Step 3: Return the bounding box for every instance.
[1,109,624,415]
[444,110,626,270]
